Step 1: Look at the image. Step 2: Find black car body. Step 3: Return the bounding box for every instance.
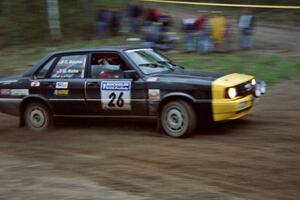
[0,47,265,137]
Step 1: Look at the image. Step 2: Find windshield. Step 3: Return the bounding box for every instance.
[125,49,175,74]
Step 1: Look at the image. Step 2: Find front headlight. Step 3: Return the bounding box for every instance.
[251,79,256,85]
[227,87,237,99]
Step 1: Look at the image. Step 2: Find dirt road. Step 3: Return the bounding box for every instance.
[0,78,299,200]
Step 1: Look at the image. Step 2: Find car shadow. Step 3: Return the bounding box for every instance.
[53,117,254,138]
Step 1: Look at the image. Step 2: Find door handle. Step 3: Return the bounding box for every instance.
[43,81,55,87]
[87,82,99,87]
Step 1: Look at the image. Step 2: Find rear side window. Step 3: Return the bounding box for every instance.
[35,57,56,79]
[50,55,87,79]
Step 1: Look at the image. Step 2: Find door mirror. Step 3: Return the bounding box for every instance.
[123,70,139,80]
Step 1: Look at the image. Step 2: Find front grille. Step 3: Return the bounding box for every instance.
[236,81,254,97]
[236,105,253,114]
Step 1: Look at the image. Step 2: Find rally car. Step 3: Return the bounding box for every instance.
[0,47,266,138]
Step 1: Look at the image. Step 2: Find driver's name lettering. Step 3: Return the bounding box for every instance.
[56,69,80,74]
[58,60,83,65]
[101,81,131,110]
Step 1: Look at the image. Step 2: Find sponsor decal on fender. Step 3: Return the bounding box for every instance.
[148,89,160,101]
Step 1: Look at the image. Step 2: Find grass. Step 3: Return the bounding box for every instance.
[0,37,299,85]
[167,52,300,84]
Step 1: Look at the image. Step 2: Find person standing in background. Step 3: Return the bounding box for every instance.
[211,11,226,52]
[96,9,111,38]
[224,14,234,52]
[128,0,143,34]
[196,11,212,53]
[239,9,255,50]
[182,18,197,52]
[110,10,121,36]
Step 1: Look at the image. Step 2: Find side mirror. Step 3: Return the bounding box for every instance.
[123,70,139,80]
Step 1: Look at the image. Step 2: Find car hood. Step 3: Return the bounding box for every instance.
[149,69,227,85]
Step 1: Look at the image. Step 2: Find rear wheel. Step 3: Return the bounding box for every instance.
[24,102,53,131]
[160,100,197,138]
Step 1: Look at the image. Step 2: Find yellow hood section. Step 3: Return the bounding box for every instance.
[212,73,254,121]
[212,73,253,99]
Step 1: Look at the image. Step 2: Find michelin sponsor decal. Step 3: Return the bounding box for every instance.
[100,81,131,110]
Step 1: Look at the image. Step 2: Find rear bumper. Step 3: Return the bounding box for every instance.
[212,94,255,122]
[0,98,21,116]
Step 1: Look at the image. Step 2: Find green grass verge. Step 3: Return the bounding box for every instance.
[167,52,300,85]
[0,38,299,85]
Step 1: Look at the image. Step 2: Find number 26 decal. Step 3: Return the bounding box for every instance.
[101,81,131,110]
[108,92,124,107]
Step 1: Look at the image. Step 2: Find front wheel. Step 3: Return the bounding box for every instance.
[160,100,197,138]
[24,102,53,131]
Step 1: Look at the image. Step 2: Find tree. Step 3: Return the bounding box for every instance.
[47,0,62,41]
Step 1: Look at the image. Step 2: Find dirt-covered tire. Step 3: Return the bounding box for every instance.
[160,100,197,138]
[24,102,53,131]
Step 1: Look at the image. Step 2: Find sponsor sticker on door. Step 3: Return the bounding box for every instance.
[54,89,69,96]
[56,82,68,89]
[100,81,131,110]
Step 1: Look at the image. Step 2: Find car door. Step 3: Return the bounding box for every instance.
[85,52,147,116]
[32,54,88,115]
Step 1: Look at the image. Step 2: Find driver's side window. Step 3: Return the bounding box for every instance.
[90,53,129,79]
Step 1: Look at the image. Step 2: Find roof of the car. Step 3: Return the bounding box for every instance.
[49,46,145,56]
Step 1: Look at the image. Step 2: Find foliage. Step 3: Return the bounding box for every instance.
[0,0,126,46]
[0,0,48,46]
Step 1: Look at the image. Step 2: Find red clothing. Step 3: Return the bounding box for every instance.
[195,15,208,30]
[146,8,163,22]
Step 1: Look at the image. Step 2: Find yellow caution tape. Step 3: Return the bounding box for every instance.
[141,0,300,9]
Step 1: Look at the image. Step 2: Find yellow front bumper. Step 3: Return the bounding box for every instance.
[212,94,254,121]
[212,73,255,122]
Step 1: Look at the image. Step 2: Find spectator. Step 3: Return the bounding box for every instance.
[145,8,163,23]
[142,22,160,49]
[239,9,255,50]
[182,18,197,52]
[211,11,226,52]
[96,9,111,38]
[224,15,234,52]
[196,11,212,53]
[110,10,121,36]
[156,15,173,51]
[128,0,143,34]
